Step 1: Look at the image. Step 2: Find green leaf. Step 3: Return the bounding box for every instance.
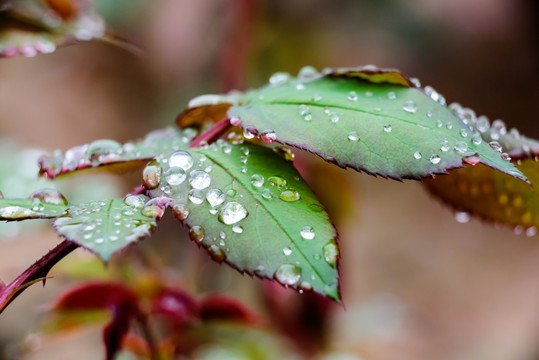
[0,188,68,220]
[0,198,67,221]
[39,127,196,179]
[192,66,526,182]
[53,197,160,262]
[146,142,340,301]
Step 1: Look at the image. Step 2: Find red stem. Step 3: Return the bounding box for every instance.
[0,240,79,314]
[189,118,233,148]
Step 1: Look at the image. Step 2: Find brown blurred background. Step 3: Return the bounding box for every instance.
[1,0,538,359]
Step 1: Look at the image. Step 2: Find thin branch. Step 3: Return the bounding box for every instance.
[189,118,232,148]
[0,240,79,314]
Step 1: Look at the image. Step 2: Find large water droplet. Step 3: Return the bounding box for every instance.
[274,264,301,286]
[430,154,441,164]
[348,131,360,142]
[29,189,67,206]
[476,115,490,133]
[489,141,502,152]
[472,133,482,145]
[189,170,211,189]
[172,203,189,221]
[261,188,272,200]
[269,72,290,86]
[142,164,162,189]
[208,245,226,263]
[268,176,286,187]
[280,190,300,202]
[206,188,225,207]
[424,86,446,105]
[188,189,205,204]
[297,65,318,79]
[300,226,315,240]
[189,226,204,243]
[261,130,277,143]
[323,241,338,268]
[85,139,122,159]
[251,174,264,188]
[165,167,186,186]
[232,225,243,234]
[454,141,468,154]
[169,151,194,170]
[218,202,248,225]
[124,194,149,209]
[402,100,418,113]
[141,198,167,218]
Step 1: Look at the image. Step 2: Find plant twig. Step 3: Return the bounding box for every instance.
[0,240,79,314]
[189,118,232,148]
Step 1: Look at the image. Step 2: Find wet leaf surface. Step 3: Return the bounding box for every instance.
[182,66,526,182]
[53,198,160,261]
[146,142,340,301]
[39,127,196,179]
[0,190,68,220]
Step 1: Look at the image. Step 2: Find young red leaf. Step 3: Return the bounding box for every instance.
[53,282,139,311]
[200,295,259,324]
[151,288,200,325]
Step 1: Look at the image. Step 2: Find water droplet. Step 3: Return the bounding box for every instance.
[189,226,204,243]
[29,189,68,206]
[387,92,397,100]
[283,247,292,256]
[274,264,301,286]
[402,100,418,113]
[454,141,468,154]
[460,129,468,138]
[410,77,421,87]
[476,115,490,132]
[268,176,287,187]
[240,166,247,173]
[172,203,189,221]
[323,241,339,268]
[165,167,186,186]
[440,139,450,152]
[85,139,122,159]
[269,72,290,86]
[141,198,166,218]
[273,146,295,161]
[489,141,503,152]
[364,91,373,97]
[218,202,248,225]
[446,123,453,130]
[526,227,537,237]
[229,116,242,126]
[472,133,482,145]
[348,131,360,142]
[502,153,511,161]
[300,226,315,240]
[188,189,205,204]
[430,154,441,164]
[95,238,104,244]
[232,225,244,234]
[142,164,162,189]
[249,174,264,188]
[463,154,480,165]
[424,86,446,105]
[435,120,443,128]
[261,130,277,143]
[347,91,358,101]
[455,212,470,223]
[492,119,507,135]
[124,194,149,209]
[243,128,256,139]
[169,151,194,170]
[414,152,422,160]
[383,124,392,133]
[206,189,225,207]
[207,245,226,263]
[189,170,211,189]
[280,190,300,202]
[261,188,272,200]
[297,65,317,79]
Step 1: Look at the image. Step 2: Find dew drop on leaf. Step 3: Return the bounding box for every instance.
[297,65,318,79]
[323,241,338,268]
[274,264,301,286]
[243,129,255,139]
[260,130,277,143]
[283,247,292,256]
[347,91,358,101]
[189,170,211,189]
[165,167,186,186]
[268,176,286,187]
[472,133,482,145]
[489,141,503,153]
[124,194,149,209]
[280,190,300,202]
[251,174,264,188]
[387,91,397,100]
[229,116,242,126]
[206,189,225,207]
[300,226,315,240]
[208,245,226,263]
[261,188,272,200]
[269,72,290,86]
[29,189,68,206]
[347,131,360,142]
[454,141,468,154]
[85,139,122,158]
[414,152,422,160]
[455,212,470,223]
[232,225,243,234]
[440,139,450,152]
[142,164,162,189]
[189,226,204,243]
[402,100,418,113]
[430,154,441,164]
[141,198,166,218]
[169,151,194,170]
[172,203,189,221]
[218,202,248,225]
[383,124,392,133]
[188,189,205,204]
[460,129,468,138]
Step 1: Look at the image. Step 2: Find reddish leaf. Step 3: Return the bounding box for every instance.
[151,288,199,325]
[53,282,139,311]
[200,295,259,324]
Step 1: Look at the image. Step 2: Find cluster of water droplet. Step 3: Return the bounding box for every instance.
[0,189,67,219]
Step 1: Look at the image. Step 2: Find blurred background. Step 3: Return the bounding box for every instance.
[1,0,538,359]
